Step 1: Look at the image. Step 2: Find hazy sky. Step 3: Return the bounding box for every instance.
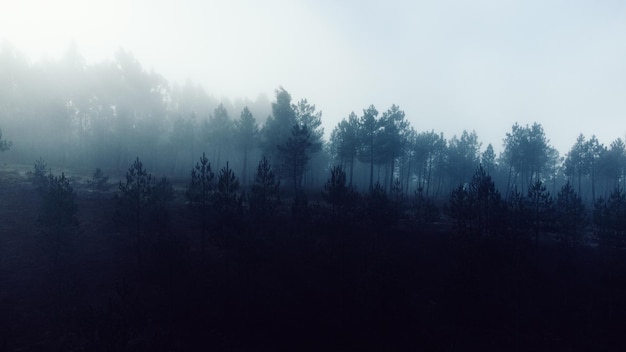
[2,0,625,154]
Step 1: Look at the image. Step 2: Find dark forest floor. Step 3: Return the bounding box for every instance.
[1,168,626,351]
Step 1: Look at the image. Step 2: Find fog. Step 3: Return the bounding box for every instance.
[2,0,625,154]
[4,2,626,350]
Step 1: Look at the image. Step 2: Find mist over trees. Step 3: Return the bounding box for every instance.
[3,44,626,351]
[2,44,625,206]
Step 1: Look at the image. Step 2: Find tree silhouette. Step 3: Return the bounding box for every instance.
[594,187,626,249]
[446,183,472,234]
[469,165,505,238]
[115,158,153,263]
[502,123,552,196]
[87,168,111,191]
[363,182,393,230]
[554,182,586,247]
[481,143,497,176]
[293,98,324,154]
[526,179,553,246]
[507,187,529,239]
[329,112,359,186]
[322,165,357,221]
[564,134,588,195]
[378,105,409,191]
[29,157,49,190]
[38,172,79,262]
[445,165,504,238]
[169,114,197,174]
[214,162,242,227]
[413,187,439,226]
[0,128,11,151]
[249,156,281,224]
[277,124,313,194]
[357,105,380,191]
[447,130,481,186]
[234,107,258,187]
[261,88,297,160]
[186,152,215,255]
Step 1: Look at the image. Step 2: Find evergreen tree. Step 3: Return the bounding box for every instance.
[507,187,529,238]
[214,162,241,225]
[554,182,586,247]
[445,165,504,238]
[357,105,380,191]
[329,112,359,186]
[186,152,215,255]
[0,128,11,151]
[249,156,281,224]
[277,124,313,193]
[413,187,439,226]
[30,157,49,190]
[115,158,153,263]
[322,165,356,220]
[261,87,297,160]
[363,182,393,230]
[234,107,259,187]
[87,168,111,191]
[526,179,553,246]
[481,143,497,175]
[38,172,79,262]
[594,187,626,248]
[470,165,505,238]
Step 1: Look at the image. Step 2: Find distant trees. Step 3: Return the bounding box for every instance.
[170,114,197,174]
[378,105,409,191]
[233,107,258,187]
[329,112,359,186]
[205,103,233,169]
[261,88,297,160]
[447,130,481,187]
[0,128,11,151]
[87,168,112,192]
[357,105,380,191]
[261,88,323,192]
[501,123,553,196]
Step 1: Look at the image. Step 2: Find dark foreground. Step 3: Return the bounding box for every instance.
[1,170,625,351]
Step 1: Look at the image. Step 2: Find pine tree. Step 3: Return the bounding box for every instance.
[322,165,356,221]
[526,179,553,246]
[554,182,586,247]
[214,162,241,225]
[186,152,214,255]
[0,128,12,151]
[115,158,153,263]
[249,156,281,224]
[38,172,79,262]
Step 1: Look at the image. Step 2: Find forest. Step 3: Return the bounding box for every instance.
[1,44,626,351]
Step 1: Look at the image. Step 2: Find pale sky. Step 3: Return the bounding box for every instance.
[1,0,626,154]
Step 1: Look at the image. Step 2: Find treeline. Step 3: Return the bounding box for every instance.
[1,44,626,202]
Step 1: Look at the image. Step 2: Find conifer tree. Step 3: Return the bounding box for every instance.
[186,152,214,255]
